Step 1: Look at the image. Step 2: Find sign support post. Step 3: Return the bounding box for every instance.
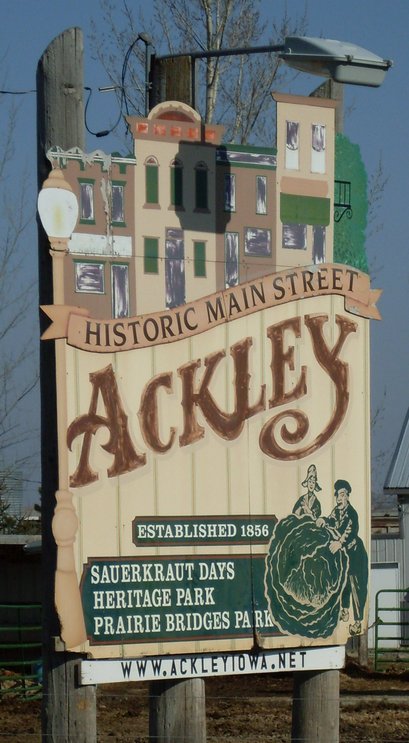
[37,28,97,741]
[291,669,340,743]
[149,678,206,743]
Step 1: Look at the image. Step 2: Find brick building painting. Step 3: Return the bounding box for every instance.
[47,92,338,319]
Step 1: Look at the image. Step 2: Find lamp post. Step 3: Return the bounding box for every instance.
[145,33,391,743]
[149,35,391,110]
[37,168,87,648]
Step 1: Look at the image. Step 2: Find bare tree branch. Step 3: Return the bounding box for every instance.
[91,0,309,144]
[0,88,38,486]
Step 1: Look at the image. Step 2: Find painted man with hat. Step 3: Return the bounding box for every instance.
[317,479,368,635]
[292,464,322,521]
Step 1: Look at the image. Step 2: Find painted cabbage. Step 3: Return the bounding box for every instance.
[265,514,349,638]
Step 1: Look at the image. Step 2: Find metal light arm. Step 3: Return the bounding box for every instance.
[150,35,391,111]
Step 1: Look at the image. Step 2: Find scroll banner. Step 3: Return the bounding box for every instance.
[41,264,381,353]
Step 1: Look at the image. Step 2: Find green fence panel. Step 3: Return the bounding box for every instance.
[0,603,42,698]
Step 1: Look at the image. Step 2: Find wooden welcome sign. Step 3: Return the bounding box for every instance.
[42,263,376,660]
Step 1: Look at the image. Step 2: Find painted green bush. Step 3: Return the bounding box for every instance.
[334,133,368,272]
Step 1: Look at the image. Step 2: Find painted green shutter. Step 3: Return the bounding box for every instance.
[144,237,159,273]
[146,165,159,204]
[194,242,206,277]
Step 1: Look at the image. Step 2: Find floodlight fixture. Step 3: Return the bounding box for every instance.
[279,36,392,88]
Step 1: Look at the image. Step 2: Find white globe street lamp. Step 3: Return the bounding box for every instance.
[37,168,79,249]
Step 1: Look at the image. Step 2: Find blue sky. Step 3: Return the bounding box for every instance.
[1,0,407,508]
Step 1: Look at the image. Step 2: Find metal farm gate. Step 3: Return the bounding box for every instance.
[374,588,409,670]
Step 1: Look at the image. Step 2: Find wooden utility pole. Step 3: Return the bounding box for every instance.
[291,669,339,743]
[289,79,344,743]
[37,27,96,742]
[311,79,344,133]
[149,55,193,110]
[148,53,207,743]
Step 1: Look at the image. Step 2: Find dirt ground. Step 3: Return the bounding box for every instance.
[1,662,409,742]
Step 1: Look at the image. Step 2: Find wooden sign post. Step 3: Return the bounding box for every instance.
[292,670,340,742]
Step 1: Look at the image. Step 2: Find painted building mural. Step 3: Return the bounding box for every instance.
[40,94,379,661]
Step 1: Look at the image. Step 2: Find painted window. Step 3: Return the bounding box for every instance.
[170,159,183,208]
[144,237,159,274]
[285,121,299,170]
[111,181,125,225]
[311,124,326,173]
[282,224,307,250]
[145,157,159,204]
[313,225,326,264]
[195,162,208,210]
[111,263,129,318]
[165,228,185,308]
[79,180,95,222]
[194,241,206,277]
[256,176,267,214]
[224,174,236,212]
[244,228,271,257]
[225,232,239,288]
[75,261,104,293]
